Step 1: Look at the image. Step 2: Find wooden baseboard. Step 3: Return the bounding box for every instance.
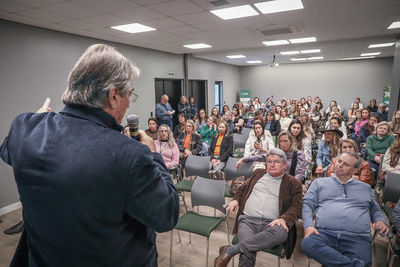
[0,202,21,216]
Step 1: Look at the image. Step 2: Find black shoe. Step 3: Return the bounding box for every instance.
[3,220,24,235]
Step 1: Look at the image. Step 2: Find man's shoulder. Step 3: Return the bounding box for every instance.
[283,173,302,187]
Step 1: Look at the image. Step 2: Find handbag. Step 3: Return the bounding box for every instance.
[229,176,245,195]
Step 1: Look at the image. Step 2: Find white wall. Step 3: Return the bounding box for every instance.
[239,57,393,110]
[0,20,239,210]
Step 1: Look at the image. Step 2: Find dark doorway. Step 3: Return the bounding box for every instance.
[155,78,183,126]
[215,81,223,113]
[188,80,207,112]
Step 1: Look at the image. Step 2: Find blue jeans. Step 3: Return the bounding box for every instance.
[301,229,371,267]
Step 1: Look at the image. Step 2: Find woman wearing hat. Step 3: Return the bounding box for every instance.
[315,125,343,175]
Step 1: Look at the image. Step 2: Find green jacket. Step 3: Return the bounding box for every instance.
[200,125,217,144]
[366,134,395,160]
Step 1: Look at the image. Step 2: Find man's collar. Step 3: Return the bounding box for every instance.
[266,172,284,180]
[332,174,354,184]
[60,104,123,132]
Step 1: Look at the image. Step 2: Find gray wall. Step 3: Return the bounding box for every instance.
[239,57,393,109]
[0,20,239,210]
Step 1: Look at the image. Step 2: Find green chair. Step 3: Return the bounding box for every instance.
[230,235,285,267]
[170,177,229,267]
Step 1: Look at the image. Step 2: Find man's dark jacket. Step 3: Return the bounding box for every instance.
[0,104,179,267]
[232,169,302,259]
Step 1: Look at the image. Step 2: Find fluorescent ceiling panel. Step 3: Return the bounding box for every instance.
[308,56,323,60]
[226,55,246,58]
[246,60,262,64]
[300,49,321,54]
[210,5,259,20]
[289,37,317,44]
[183,43,212,49]
[280,50,300,55]
[360,52,381,56]
[368,43,395,48]
[254,0,303,14]
[111,23,156,33]
[262,40,289,46]
[290,58,307,61]
[388,21,400,29]
[340,56,375,60]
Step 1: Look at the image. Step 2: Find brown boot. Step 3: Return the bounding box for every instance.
[214,245,232,267]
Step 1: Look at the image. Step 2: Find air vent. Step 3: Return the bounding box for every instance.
[261,24,304,36]
[209,0,230,7]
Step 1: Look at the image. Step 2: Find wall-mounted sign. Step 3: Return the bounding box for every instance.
[240,89,251,104]
[168,72,175,78]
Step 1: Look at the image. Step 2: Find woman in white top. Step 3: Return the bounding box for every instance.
[288,119,312,163]
[242,121,275,170]
[279,108,292,131]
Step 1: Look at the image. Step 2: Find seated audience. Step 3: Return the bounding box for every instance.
[289,119,312,163]
[354,109,370,137]
[327,139,374,186]
[221,104,230,116]
[366,121,395,178]
[347,109,361,135]
[173,113,186,139]
[208,120,233,179]
[347,102,359,120]
[299,113,316,139]
[245,110,263,129]
[232,107,244,133]
[223,111,235,134]
[390,109,400,133]
[375,103,388,122]
[278,131,307,181]
[195,108,208,133]
[329,116,347,140]
[325,100,341,114]
[275,106,282,120]
[214,148,302,267]
[382,132,400,175]
[244,105,256,125]
[310,104,321,122]
[302,151,388,267]
[145,117,158,140]
[367,98,378,113]
[264,111,281,137]
[350,97,364,109]
[200,116,217,154]
[176,120,202,171]
[357,114,379,148]
[315,125,342,175]
[279,108,292,131]
[188,96,198,120]
[211,106,221,120]
[253,97,261,111]
[154,125,179,170]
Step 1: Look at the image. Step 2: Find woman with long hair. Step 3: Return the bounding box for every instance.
[288,119,312,163]
[347,102,360,120]
[279,108,292,131]
[358,115,379,148]
[145,117,158,140]
[327,139,374,185]
[200,116,218,154]
[390,109,400,133]
[382,132,400,175]
[221,104,230,116]
[211,107,221,120]
[223,111,235,134]
[188,96,198,120]
[176,119,202,172]
[264,111,281,137]
[195,108,208,132]
[232,107,244,133]
[173,113,186,139]
[315,125,343,175]
[154,124,179,170]
[278,131,307,181]
[208,120,233,179]
[367,98,378,113]
[354,109,370,138]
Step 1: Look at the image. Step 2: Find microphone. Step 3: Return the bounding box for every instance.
[127,114,140,140]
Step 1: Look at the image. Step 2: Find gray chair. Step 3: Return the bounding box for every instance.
[232,133,248,149]
[170,177,229,267]
[241,127,252,137]
[224,157,254,181]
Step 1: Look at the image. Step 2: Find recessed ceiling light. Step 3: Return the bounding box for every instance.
[308,56,323,60]
[254,0,303,14]
[368,43,395,48]
[262,40,290,46]
[226,55,246,59]
[339,56,376,60]
[289,37,317,44]
[210,5,259,20]
[183,43,212,49]
[290,58,307,61]
[111,23,156,33]
[300,49,321,54]
[246,60,263,64]
[280,50,300,55]
[360,52,381,56]
[388,21,400,29]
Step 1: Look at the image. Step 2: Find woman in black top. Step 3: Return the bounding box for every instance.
[173,113,186,138]
[264,111,281,137]
[232,107,244,133]
[367,99,378,113]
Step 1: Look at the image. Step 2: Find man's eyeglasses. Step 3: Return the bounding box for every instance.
[128,89,138,103]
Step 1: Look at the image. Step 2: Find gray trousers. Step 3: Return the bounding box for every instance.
[237,215,288,267]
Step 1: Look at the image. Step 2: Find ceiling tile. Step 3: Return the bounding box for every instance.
[0,1,30,12]
[112,7,164,22]
[41,1,102,19]
[70,0,140,13]
[7,0,64,8]
[147,0,203,16]
[132,0,172,5]
[58,19,103,31]
[163,25,202,34]
[81,14,130,27]
[16,8,69,23]
[145,17,185,30]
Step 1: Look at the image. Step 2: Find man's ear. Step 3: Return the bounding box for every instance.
[108,88,119,109]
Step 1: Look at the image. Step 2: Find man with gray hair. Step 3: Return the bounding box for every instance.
[302,151,388,267]
[1,44,179,267]
[215,148,302,267]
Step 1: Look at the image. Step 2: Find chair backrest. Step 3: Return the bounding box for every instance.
[191,177,226,214]
[241,127,252,137]
[224,157,254,181]
[383,172,400,203]
[185,155,210,178]
[233,133,248,149]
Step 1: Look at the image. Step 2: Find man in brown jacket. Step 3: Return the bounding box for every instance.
[214,148,302,267]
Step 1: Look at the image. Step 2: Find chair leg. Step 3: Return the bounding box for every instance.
[389,254,395,267]
[225,222,230,243]
[277,256,280,267]
[189,232,192,244]
[177,230,181,243]
[181,192,188,212]
[307,257,311,267]
[169,231,173,267]
[206,238,209,267]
